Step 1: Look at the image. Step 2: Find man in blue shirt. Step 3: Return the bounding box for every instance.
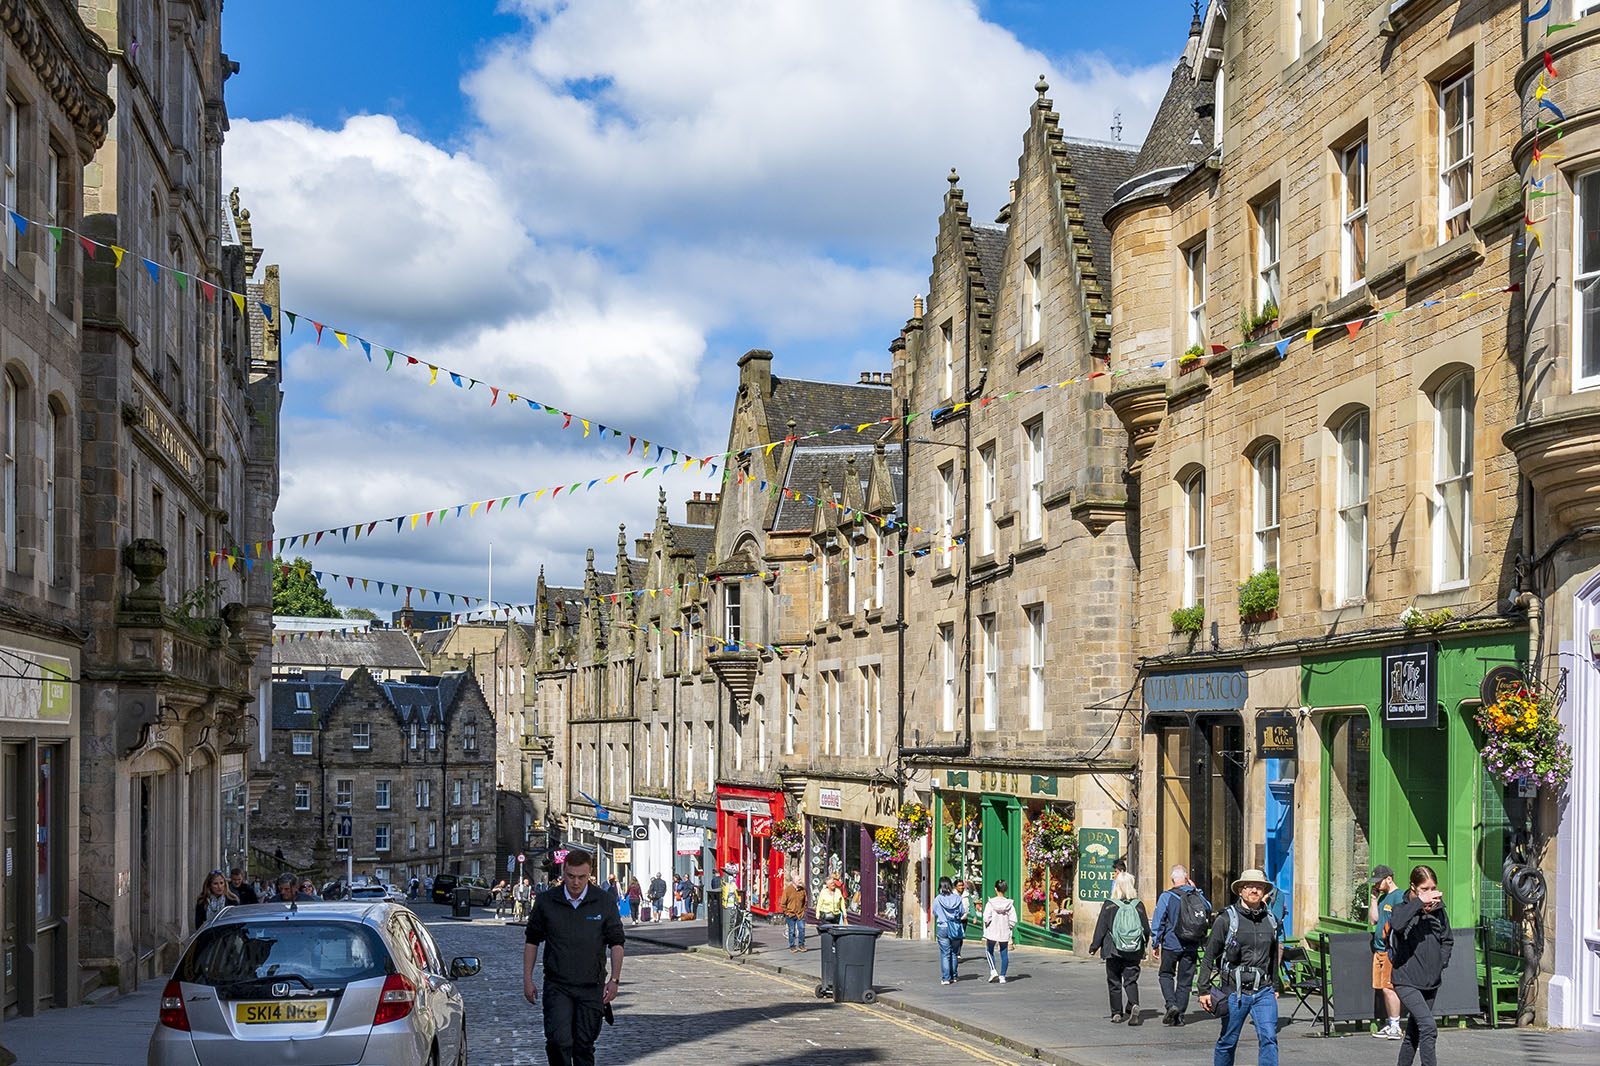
[1150,864,1210,1025]
[1368,865,1405,1039]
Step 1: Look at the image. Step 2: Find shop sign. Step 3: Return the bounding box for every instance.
[719,797,768,815]
[940,769,1059,797]
[676,828,705,854]
[1255,713,1297,757]
[1143,669,1248,712]
[1480,665,1524,708]
[0,645,72,722]
[632,800,673,822]
[819,788,843,811]
[1382,643,1437,728]
[1076,828,1121,903]
[751,815,772,837]
[677,806,717,828]
[613,847,631,864]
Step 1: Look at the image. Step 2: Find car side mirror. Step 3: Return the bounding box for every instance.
[450,956,481,979]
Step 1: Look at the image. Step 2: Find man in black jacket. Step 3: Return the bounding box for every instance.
[524,849,626,1066]
[1197,869,1282,1066]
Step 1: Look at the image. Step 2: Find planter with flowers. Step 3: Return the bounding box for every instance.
[1023,807,1078,934]
[1475,683,1573,793]
[897,801,931,838]
[1179,344,1205,375]
[771,816,804,855]
[871,825,909,864]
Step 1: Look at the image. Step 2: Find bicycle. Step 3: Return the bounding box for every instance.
[727,904,754,957]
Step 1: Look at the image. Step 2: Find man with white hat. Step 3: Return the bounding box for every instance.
[1197,868,1282,1066]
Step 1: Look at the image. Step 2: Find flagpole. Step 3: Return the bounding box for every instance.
[488,542,493,611]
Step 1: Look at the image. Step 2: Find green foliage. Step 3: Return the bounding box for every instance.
[273,556,339,618]
[1238,568,1280,619]
[1400,605,1455,630]
[1239,299,1280,338]
[1171,604,1205,634]
[1181,344,1204,363]
[341,606,379,620]
[171,579,223,635]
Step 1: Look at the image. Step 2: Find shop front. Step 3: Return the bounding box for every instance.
[801,780,902,930]
[675,804,715,885]
[716,787,785,915]
[931,768,1082,949]
[630,799,675,888]
[566,815,631,886]
[1306,631,1527,983]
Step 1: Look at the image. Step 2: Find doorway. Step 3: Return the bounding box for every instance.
[3,743,21,1012]
[1154,715,1245,908]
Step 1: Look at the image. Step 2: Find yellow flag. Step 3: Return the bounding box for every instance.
[334,331,349,348]
[227,556,237,571]
[428,365,439,385]
[606,475,618,484]
[582,419,591,436]
[111,245,126,267]
[1306,328,1323,341]
[470,502,481,516]
[410,514,420,529]
[534,488,547,501]
[362,579,369,591]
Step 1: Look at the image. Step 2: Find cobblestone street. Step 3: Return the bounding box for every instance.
[422,913,1030,1066]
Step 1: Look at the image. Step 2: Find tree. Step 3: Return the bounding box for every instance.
[341,606,379,620]
[273,556,339,618]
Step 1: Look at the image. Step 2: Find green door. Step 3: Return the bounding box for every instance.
[1383,726,1451,892]
[981,794,1020,901]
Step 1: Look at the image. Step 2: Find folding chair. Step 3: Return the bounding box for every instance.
[1280,940,1332,1034]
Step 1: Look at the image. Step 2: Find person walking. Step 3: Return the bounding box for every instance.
[514,876,533,921]
[670,874,684,919]
[781,873,809,951]
[981,880,1017,983]
[1388,865,1452,1066]
[273,871,307,905]
[677,873,698,919]
[523,849,626,1066]
[1369,865,1406,1039]
[407,875,420,901]
[1090,871,1152,1024]
[932,876,968,985]
[193,870,238,931]
[649,873,667,923]
[1151,864,1210,1025]
[626,878,643,925]
[953,879,972,963]
[815,876,847,925]
[1198,869,1282,1066]
[228,868,259,906]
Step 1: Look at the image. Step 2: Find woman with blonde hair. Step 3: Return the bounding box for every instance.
[1090,871,1152,1024]
[193,869,238,932]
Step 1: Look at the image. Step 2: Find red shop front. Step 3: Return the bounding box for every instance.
[715,786,786,915]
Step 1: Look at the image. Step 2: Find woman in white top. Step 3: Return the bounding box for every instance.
[981,879,1019,983]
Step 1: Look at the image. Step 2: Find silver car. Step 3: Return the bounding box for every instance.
[148,900,480,1066]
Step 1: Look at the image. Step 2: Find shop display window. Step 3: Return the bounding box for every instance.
[1325,714,1372,921]
[1022,801,1075,934]
[809,819,863,913]
[876,857,902,921]
[938,794,984,895]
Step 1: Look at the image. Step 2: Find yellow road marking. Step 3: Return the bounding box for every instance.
[684,950,1021,1065]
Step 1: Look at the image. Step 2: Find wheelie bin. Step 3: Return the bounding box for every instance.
[829,926,883,1003]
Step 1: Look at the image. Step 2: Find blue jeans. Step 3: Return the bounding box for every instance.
[1214,986,1278,1066]
[938,936,960,982]
[985,939,1009,977]
[786,915,805,948]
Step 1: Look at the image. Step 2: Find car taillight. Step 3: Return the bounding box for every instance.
[159,979,190,1031]
[373,973,416,1026]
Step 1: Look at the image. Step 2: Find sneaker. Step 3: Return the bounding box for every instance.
[999,975,1007,983]
[1383,1026,1405,1041]
[1110,1013,1125,1024]
[940,979,951,985]
[988,972,999,983]
[1128,1012,1143,1026]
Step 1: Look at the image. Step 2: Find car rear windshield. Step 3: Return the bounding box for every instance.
[178,921,389,991]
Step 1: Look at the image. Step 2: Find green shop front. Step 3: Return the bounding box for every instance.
[932,768,1086,950]
[1307,630,1527,989]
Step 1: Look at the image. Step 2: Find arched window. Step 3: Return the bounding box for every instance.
[1336,411,1370,603]
[1433,374,1473,588]
[1183,470,1206,607]
[1252,442,1280,575]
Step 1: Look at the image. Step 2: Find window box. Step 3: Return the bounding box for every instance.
[1179,345,1204,376]
[1171,604,1206,634]
[1238,569,1280,623]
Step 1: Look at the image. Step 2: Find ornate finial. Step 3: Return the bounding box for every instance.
[787,418,797,432]
[948,167,960,188]
[585,547,595,565]
[229,187,261,278]
[618,523,627,551]
[1111,111,1124,142]
[1035,74,1050,98]
[657,487,668,519]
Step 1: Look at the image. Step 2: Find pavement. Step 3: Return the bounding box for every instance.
[625,913,1600,1066]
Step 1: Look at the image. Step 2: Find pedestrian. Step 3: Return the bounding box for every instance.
[815,876,847,925]
[626,878,643,925]
[677,874,698,920]
[274,871,305,904]
[523,849,625,1066]
[193,870,237,931]
[1151,863,1210,1025]
[423,874,434,900]
[953,879,971,962]
[1090,871,1151,1024]
[781,872,809,951]
[670,874,684,918]
[514,876,533,921]
[1387,865,1452,1066]
[932,876,968,985]
[649,873,667,923]
[605,875,620,903]
[1369,865,1406,1040]
[407,875,420,901]
[228,867,259,906]
[981,879,1017,983]
[1198,868,1282,1066]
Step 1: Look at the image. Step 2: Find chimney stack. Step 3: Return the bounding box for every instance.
[1009,179,1017,201]
[685,492,720,526]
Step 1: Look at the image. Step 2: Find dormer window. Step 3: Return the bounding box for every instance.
[295,691,311,710]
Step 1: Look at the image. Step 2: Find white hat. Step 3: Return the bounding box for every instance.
[1232,868,1274,894]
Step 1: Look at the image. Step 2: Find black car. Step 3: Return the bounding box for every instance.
[430,874,492,906]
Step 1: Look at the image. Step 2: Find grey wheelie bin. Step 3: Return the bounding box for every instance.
[825,925,882,1003]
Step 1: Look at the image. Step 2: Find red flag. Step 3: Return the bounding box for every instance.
[313,321,325,342]
[624,471,636,481]
[490,387,499,405]
[1209,345,1228,354]
[425,511,433,526]
[1503,283,1522,293]
[314,531,324,545]
[77,235,98,258]
[1346,320,1363,339]
[366,522,377,536]
[628,437,636,453]
[407,356,419,365]
[562,413,572,429]
[552,486,562,497]
[486,499,496,512]
[347,576,355,589]
[200,280,216,302]
[1545,51,1558,78]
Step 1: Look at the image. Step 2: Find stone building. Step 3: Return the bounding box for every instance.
[254,668,497,889]
[1106,0,1530,1006]
[1503,0,1600,1032]
[74,0,279,990]
[0,0,110,1017]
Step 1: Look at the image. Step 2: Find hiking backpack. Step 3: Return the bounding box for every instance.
[1223,905,1280,964]
[1111,899,1146,955]
[1173,889,1213,943]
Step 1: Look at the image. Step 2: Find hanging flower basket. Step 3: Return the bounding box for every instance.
[770,817,804,854]
[871,825,909,864]
[896,801,931,837]
[1475,683,1573,791]
[1024,807,1078,867]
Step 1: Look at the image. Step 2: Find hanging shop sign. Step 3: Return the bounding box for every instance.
[1480,665,1525,708]
[1077,828,1121,903]
[1143,669,1249,712]
[1255,713,1298,757]
[751,816,772,837]
[675,828,705,855]
[1382,643,1437,728]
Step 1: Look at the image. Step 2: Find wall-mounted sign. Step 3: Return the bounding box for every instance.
[1143,669,1249,712]
[751,816,772,837]
[1255,713,1298,757]
[137,395,200,482]
[632,800,673,822]
[818,788,843,811]
[677,806,717,828]
[940,769,1060,798]
[1076,828,1121,903]
[1383,643,1437,728]
[719,797,769,816]
[0,645,72,722]
[675,828,705,855]
[1479,665,1525,709]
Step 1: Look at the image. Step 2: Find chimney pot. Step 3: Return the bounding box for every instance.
[1009,179,1017,201]
[860,371,871,384]
[913,295,924,317]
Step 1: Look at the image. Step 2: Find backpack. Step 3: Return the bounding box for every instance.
[936,898,966,941]
[1223,905,1280,964]
[1111,899,1146,955]
[1173,889,1213,943]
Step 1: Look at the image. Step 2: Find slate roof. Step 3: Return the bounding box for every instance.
[763,376,894,442]
[1059,138,1140,288]
[668,523,715,565]
[1115,58,1213,206]
[270,670,477,730]
[972,223,1009,301]
[773,443,902,530]
[271,627,426,671]
[384,673,466,726]
[416,629,450,655]
[270,679,345,729]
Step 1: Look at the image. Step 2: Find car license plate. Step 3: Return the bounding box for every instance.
[235,1000,329,1024]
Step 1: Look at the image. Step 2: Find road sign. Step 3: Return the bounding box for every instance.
[507,855,516,872]
[338,815,352,837]
[517,853,526,863]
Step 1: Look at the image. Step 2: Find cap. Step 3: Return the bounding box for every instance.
[1369,865,1395,884]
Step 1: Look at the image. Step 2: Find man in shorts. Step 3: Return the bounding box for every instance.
[1368,865,1405,1039]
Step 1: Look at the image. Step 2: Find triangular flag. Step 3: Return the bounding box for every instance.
[429,365,439,384]
[77,234,97,258]
[260,302,274,323]
[334,331,349,348]
[142,258,159,282]
[174,271,188,291]
[313,321,325,342]
[46,225,63,249]
[360,339,371,359]
[1274,339,1290,359]
[385,350,395,370]
[285,311,297,332]
[1345,320,1364,339]
[200,280,216,302]
[450,372,463,387]
[110,245,125,267]
[6,211,25,235]
[1306,327,1323,342]
[491,387,499,405]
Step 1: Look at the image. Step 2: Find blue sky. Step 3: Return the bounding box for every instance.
[220,1,1188,613]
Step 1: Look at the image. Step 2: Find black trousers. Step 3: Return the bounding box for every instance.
[1106,956,1141,1014]
[543,981,605,1066]
[1158,944,1199,1012]
[1395,984,1439,1066]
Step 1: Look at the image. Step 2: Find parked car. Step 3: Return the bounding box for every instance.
[348,885,388,901]
[429,875,492,906]
[148,900,480,1066]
